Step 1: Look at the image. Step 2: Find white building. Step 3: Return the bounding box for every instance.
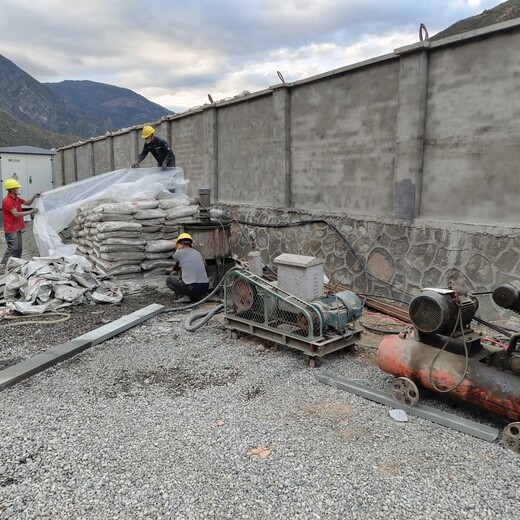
[0,146,56,196]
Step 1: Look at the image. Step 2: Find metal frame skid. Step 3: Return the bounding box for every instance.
[223,269,361,359]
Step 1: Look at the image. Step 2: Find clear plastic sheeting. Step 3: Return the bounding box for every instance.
[32,167,189,261]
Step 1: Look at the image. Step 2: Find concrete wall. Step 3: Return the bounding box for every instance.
[290,59,399,214]
[53,20,520,310]
[421,29,520,225]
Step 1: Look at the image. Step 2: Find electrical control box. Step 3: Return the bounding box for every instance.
[274,253,324,302]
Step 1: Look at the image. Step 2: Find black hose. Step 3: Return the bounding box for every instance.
[184,304,225,331]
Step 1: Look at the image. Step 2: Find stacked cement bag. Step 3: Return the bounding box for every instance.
[70,195,199,277]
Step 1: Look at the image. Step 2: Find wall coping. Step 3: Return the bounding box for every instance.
[395,17,520,56]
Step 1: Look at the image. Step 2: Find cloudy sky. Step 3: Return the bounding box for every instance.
[0,0,501,112]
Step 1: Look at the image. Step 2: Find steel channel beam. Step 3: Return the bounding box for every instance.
[316,372,499,442]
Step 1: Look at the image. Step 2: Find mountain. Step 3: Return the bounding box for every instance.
[432,0,520,40]
[0,54,105,139]
[0,53,174,146]
[0,107,78,149]
[45,80,174,132]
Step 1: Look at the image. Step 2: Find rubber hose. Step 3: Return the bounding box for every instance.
[0,312,71,327]
[184,304,224,332]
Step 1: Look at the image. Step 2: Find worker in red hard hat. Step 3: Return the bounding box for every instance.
[131,125,176,169]
[166,233,209,303]
[1,178,41,272]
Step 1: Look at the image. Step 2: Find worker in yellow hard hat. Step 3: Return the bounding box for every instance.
[1,178,41,272]
[166,232,209,303]
[131,125,176,169]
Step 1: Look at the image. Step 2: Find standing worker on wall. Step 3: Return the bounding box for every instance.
[166,233,209,303]
[132,125,176,169]
[0,178,40,273]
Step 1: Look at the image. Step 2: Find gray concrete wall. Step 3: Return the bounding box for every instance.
[217,94,278,205]
[421,29,520,225]
[290,59,399,214]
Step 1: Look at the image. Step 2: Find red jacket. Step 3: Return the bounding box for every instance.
[2,193,26,233]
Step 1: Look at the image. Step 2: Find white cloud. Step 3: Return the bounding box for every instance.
[0,0,502,112]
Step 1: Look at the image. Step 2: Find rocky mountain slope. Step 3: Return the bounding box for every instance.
[0,107,78,149]
[45,80,173,132]
[432,0,520,40]
[0,53,173,148]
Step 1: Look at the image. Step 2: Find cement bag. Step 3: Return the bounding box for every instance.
[95,258,143,271]
[141,259,173,271]
[145,251,173,260]
[20,278,53,303]
[6,301,53,315]
[138,220,164,227]
[131,199,160,210]
[165,205,199,220]
[90,286,124,304]
[162,232,179,240]
[96,244,146,253]
[54,285,88,303]
[87,213,137,223]
[99,238,146,246]
[162,224,179,232]
[145,240,177,253]
[158,196,190,210]
[96,222,142,233]
[134,209,166,220]
[139,225,162,232]
[99,251,146,262]
[143,266,171,277]
[141,232,162,240]
[93,202,136,215]
[98,264,141,277]
[95,231,142,241]
[3,272,28,300]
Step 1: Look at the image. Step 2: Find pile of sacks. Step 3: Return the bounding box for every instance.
[69,195,199,277]
[0,256,125,315]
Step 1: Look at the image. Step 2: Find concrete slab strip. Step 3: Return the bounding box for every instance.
[316,372,500,442]
[0,304,165,391]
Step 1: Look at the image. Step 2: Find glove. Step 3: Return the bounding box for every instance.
[34,192,41,198]
[131,162,139,168]
[161,164,167,170]
[31,208,39,215]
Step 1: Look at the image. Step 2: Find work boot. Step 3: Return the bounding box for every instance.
[176,295,191,304]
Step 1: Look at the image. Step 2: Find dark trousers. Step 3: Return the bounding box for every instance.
[166,275,208,301]
[1,231,23,265]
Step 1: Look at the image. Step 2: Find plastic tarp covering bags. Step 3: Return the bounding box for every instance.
[32,167,189,266]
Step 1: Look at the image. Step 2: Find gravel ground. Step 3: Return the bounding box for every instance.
[1,227,519,519]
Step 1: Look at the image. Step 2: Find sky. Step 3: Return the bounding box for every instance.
[0,0,503,113]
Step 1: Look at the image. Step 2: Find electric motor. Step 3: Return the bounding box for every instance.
[409,289,478,336]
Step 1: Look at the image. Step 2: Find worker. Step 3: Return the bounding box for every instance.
[131,125,176,169]
[0,178,40,272]
[166,233,209,303]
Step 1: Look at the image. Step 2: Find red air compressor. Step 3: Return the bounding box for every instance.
[377,285,520,452]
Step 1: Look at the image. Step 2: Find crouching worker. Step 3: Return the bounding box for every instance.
[166,233,209,303]
[1,178,40,273]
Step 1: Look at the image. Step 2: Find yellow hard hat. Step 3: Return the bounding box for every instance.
[4,178,21,190]
[176,232,193,245]
[141,125,155,139]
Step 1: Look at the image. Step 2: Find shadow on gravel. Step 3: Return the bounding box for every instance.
[102,364,241,398]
